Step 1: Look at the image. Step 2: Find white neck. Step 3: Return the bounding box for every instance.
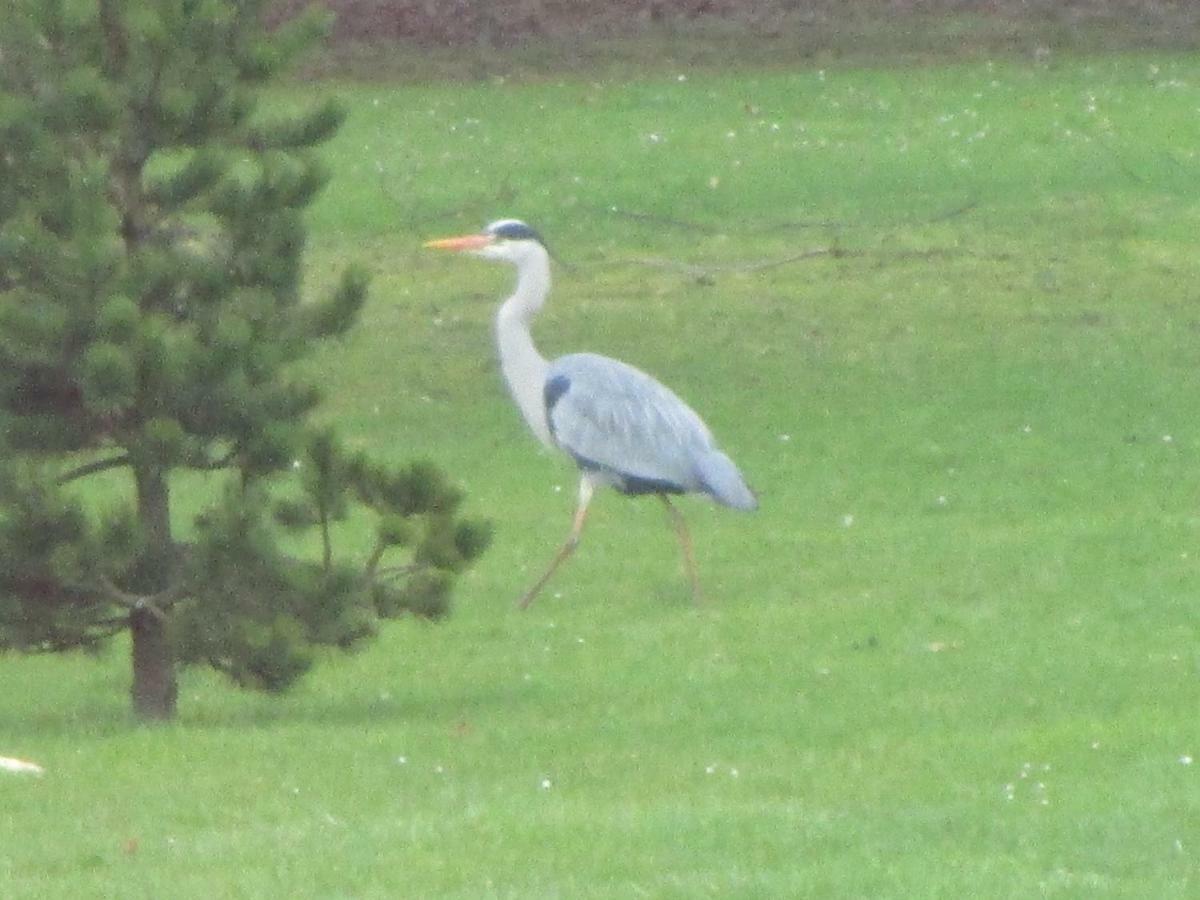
[494,246,553,447]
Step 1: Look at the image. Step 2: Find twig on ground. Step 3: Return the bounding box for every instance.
[587,243,1014,280]
[591,196,979,237]
[606,246,840,278]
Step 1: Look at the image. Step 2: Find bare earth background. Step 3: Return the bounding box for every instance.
[267,0,1200,50]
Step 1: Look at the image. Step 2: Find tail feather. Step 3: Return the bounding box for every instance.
[696,450,758,511]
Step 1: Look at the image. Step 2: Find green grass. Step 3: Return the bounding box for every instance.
[4,48,1200,897]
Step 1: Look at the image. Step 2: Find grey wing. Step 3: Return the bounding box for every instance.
[544,352,715,493]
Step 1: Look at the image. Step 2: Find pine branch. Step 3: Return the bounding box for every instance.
[22,634,113,654]
[96,0,128,78]
[96,575,185,617]
[318,507,332,574]
[56,453,131,485]
[376,563,425,582]
[189,447,239,472]
[365,536,388,580]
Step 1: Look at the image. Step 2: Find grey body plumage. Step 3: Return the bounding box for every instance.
[545,352,757,509]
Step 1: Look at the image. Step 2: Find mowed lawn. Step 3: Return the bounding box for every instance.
[2,49,1199,897]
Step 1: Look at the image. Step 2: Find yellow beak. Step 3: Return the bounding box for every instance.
[423,234,493,252]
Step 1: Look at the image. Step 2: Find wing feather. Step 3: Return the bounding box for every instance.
[545,353,714,491]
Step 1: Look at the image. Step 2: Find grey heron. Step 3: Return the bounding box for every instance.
[425,219,756,608]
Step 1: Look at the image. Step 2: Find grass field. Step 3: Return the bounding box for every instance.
[2,44,1200,897]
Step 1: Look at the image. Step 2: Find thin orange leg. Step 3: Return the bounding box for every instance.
[518,477,594,609]
[661,495,703,605]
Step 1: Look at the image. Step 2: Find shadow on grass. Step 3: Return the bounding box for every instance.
[11,678,545,734]
[181,686,538,731]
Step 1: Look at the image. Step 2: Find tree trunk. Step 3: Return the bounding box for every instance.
[130,605,177,721]
[130,466,178,721]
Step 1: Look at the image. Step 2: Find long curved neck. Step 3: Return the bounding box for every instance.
[495,248,554,447]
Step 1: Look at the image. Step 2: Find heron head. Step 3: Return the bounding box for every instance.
[424,219,547,266]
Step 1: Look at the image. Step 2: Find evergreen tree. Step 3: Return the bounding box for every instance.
[0,0,490,720]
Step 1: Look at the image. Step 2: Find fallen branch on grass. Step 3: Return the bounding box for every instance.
[593,196,979,235]
[605,246,840,279]
[588,243,1014,281]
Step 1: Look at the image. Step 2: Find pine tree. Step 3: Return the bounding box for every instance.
[0,0,490,720]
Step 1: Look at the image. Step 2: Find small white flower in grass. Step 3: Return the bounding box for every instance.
[841,514,854,528]
[1022,424,1032,433]
[1162,434,1173,443]
[778,433,791,442]
[1181,755,1193,766]
[396,755,408,765]
[434,765,445,774]
[291,459,302,470]
[729,768,739,778]
[936,495,948,506]
[540,777,552,790]
[705,764,716,775]
[707,176,720,189]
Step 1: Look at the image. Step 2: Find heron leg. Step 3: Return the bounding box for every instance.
[660,495,703,605]
[518,477,594,610]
